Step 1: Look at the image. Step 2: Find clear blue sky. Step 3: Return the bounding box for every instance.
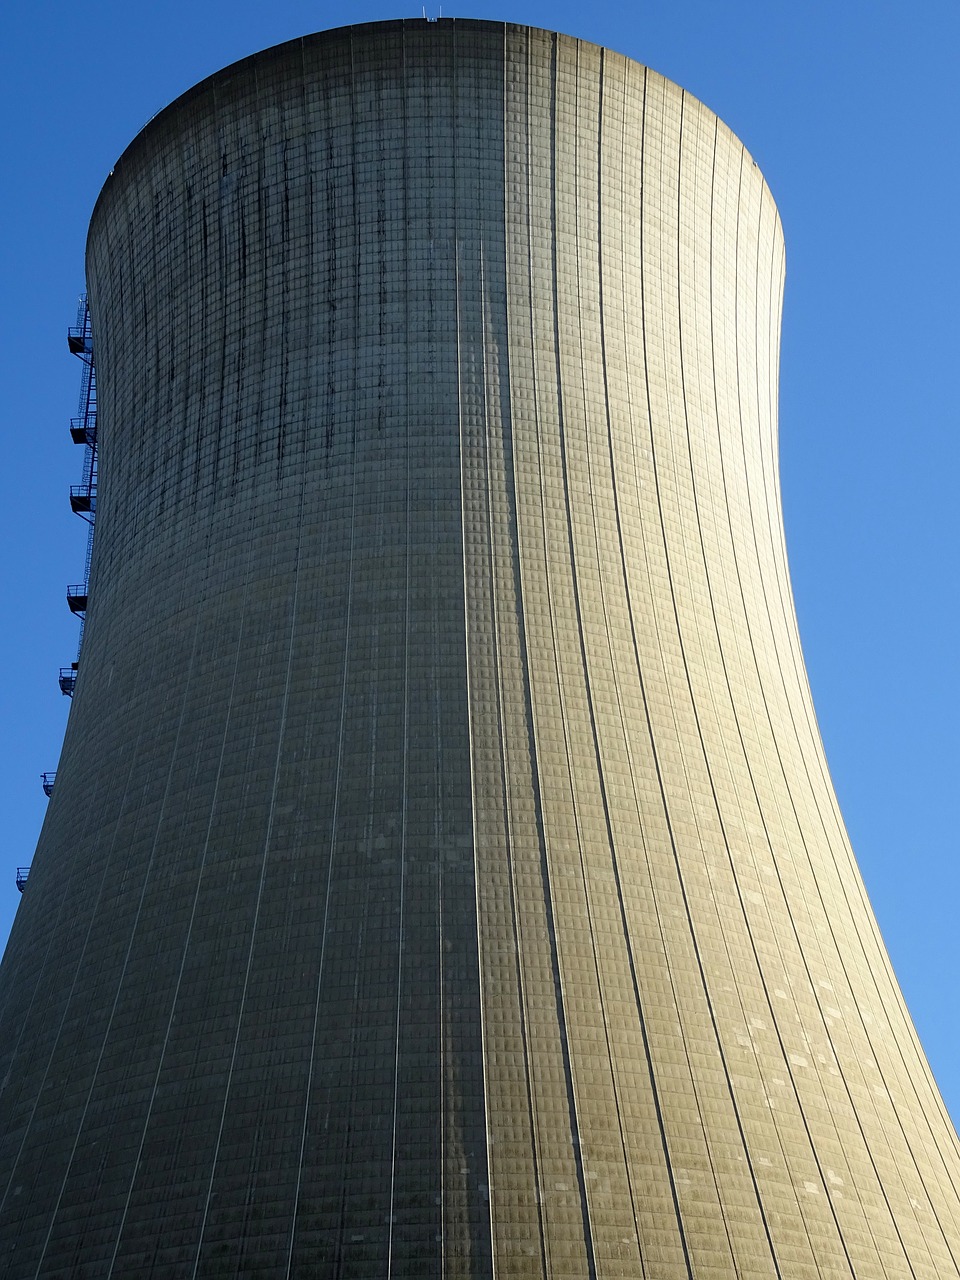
[2,0,958,1113]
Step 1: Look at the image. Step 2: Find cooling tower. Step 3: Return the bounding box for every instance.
[2,19,959,1278]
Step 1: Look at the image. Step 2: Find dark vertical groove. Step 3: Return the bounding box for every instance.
[463,237,533,1276]
[590,50,698,1277]
[554,41,650,1272]
[450,20,497,1275]
[537,32,599,1280]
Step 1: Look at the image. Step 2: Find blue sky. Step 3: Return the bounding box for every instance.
[2,0,958,1113]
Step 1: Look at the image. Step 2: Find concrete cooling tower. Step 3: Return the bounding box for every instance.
[2,18,959,1279]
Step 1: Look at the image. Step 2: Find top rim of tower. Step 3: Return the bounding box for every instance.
[88,18,777,243]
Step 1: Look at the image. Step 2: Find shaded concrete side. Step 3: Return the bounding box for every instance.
[0,20,496,1280]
